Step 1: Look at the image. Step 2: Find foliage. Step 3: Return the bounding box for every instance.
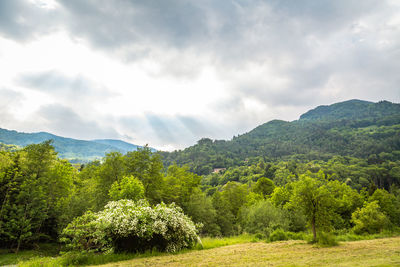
[315,232,338,247]
[252,177,275,196]
[268,228,289,242]
[0,141,76,251]
[60,211,110,253]
[289,175,336,241]
[239,200,289,236]
[108,175,144,201]
[351,201,390,234]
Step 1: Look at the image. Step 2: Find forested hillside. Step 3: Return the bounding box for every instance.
[0,128,149,162]
[161,100,400,175]
[1,99,400,265]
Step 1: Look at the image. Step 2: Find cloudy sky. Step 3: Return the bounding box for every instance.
[0,0,399,150]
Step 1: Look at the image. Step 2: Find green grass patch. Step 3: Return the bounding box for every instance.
[0,243,60,266]
[335,230,400,242]
[18,234,255,267]
[196,233,255,250]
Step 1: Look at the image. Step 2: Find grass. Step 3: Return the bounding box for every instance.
[14,233,400,266]
[17,234,255,267]
[0,243,60,266]
[94,237,400,267]
[196,233,255,249]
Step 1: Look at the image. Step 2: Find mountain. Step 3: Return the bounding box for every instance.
[161,99,400,175]
[299,99,400,121]
[0,129,151,163]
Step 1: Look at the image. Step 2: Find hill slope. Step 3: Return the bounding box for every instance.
[161,99,400,174]
[0,129,149,162]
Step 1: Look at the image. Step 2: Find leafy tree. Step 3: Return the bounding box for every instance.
[239,200,289,236]
[108,175,145,201]
[369,188,400,226]
[290,175,335,241]
[252,177,275,196]
[325,180,363,229]
[185,188,220,236]
[352,201,389,234]
[162,164,201,209]
[95,152,125,209]
[124,147,164,203]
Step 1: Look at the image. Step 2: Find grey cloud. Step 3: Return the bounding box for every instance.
[34,104,120,140]
[0,0,60,41]
[18,70,116,100]
[117,114,222,150]
[177,116,213,137]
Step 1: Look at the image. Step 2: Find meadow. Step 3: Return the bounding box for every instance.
[94,236,400,267]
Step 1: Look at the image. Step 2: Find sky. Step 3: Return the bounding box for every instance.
[0,0,399,151]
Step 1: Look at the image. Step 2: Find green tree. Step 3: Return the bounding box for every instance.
[162,164,201,209]
[95,152,125,209]
[369,188,400,226]
[352,201,389,234]
[185,188,220,236]
[290,175,335,241]
[253,177,275,196]
[108,175,145,201]
[124,147,163,203]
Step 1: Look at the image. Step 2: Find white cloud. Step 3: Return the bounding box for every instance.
[0,0,399,150]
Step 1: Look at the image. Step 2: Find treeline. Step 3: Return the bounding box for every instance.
[1,141,400,253]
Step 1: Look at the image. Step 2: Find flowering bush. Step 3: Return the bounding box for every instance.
[61,199,200,253]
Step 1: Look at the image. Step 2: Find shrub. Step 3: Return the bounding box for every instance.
[60,200,200,253]
[60,212,111,253]
[268,229,289,242]
[316,232,338,247]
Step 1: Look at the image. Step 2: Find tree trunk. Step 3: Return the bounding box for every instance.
[312,216,316,242]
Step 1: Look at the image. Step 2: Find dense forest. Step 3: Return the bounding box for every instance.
[1,99,400,256]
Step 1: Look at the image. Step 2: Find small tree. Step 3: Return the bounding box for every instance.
[351,201,389,234]
[290,175,335,241]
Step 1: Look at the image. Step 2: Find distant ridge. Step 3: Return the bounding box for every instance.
[0,128,154,163]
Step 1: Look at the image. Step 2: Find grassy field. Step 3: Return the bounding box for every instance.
[95,237,400,267]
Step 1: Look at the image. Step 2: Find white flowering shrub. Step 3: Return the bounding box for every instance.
[61,199,200,253]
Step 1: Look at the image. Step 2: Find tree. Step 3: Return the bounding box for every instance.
[290,175,335,241]
[253,177,275,196]
[109,175,145,201]
[162,164,201,209]
[95,152,125,209]
[185,188,220,236]
[124,147,164,203]
[369,188,400,226]
[351,201,389,234]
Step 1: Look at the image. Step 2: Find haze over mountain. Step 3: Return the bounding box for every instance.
[0,129,152,162]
